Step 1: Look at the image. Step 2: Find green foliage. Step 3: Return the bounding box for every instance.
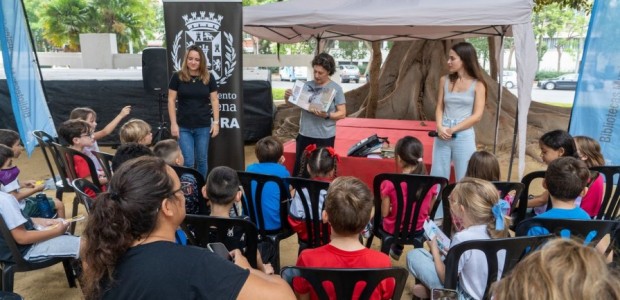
[335,41,368,63]
[467,37,489,69]
[534,0,592,13]
[272,88,285,100]
[37,0,158,52]
[535,70,564,81]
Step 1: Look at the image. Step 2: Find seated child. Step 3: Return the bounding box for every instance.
[0,130,65,218]
[288,145,338,249]
[245,136,291,230]
[119,119,153,146]
[70,106,131,172]
[293,176,395,300]
[407,177,511,299]
[110,143,154,171]
[203,166,274,274]
[379,136,437,260]
[0,188,79,262]
[465,150,517,209]
[58,120,107,197]
[154,139,206,215]
[491,238,620,300]
[574,135,605,217]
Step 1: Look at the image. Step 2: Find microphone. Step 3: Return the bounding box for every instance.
[428,131,457,138]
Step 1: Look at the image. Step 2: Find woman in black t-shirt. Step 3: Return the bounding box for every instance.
[168,45,220,177]
[80,157,294,300]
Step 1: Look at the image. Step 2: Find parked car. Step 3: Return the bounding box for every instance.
[537,73,579,90]
[279,66,308,81]
[502,70,517,88]
[338,65,360,83]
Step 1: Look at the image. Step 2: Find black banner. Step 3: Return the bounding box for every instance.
[163,0,244,171]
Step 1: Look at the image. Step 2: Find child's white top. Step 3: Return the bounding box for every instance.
[0,192,27,230]
[451,224,505,299]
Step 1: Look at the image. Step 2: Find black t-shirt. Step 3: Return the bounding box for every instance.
[102,241,249,300]
[169,72,219,128]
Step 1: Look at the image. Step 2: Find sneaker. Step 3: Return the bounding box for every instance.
[389,244,403,260]
[362,222,373,239]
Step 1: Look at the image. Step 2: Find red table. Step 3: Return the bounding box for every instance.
[283,118,453,188]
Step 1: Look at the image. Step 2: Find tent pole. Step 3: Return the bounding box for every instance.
[493,31,506,154]
[507,106,518,181]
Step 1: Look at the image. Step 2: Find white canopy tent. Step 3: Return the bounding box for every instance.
[244,0,537,179]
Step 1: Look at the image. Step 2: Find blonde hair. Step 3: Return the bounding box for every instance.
[491,238,620,300]
[120,119,151,144]
[574,136,605,167]
[178,45,211,85]
[450,177,510,239]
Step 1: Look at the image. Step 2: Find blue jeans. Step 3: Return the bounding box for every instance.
[407,248,444,290]
[179,126,210,178]
[430,127,476,182]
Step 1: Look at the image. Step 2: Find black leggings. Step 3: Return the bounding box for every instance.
[293,134,336,177]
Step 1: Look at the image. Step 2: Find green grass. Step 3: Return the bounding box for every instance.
[273,88,286,100]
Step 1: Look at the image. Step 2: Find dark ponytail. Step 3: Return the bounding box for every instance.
[298,145,339,178]
[81,156,174,299]
[395,136,426,175]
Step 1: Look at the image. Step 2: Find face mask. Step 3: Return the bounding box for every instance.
[0,166,20,186]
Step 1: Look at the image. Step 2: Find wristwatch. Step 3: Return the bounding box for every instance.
[325,112,330,120]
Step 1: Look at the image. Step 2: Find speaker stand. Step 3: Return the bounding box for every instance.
[152,92,170,145]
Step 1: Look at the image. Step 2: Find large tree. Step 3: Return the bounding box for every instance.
[274,0,588,158]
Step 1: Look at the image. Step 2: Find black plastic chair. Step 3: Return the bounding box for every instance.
[287,177,330,251]
[492,181,525,211]
[181,214,259,268]
[515,218,620,252]
[443,235,550,300]
[513,170,547,227]
[52,143,102,234]
[280,266,408,300]
[71,178,101,214]
[237,171,293,273]
[365,173,448,254]
[590,166,620,220]
[432,183,456,236]
[171,165,210,215]
[92,150,114,180]
[0,215,76,292]
[32,131,73,200]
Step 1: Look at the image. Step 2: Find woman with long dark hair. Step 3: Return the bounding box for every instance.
[168,45,220,177]
[80,156,294,300]
[431,42,487,181]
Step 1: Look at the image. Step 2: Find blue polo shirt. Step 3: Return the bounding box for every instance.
[246,163,290,230]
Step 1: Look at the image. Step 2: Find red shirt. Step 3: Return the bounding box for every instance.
[293,244,395,300]
[581,173,604,217]
[380,181,437,234]
[74,155,105,197]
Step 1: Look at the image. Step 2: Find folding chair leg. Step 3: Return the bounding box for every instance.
[69,197,79,234]
[1,267,15,292]
[62,260,77,288]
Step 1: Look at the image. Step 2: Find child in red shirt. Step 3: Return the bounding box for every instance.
[380,136,437,260]
[293,177,395,300]
[58,119,107,197]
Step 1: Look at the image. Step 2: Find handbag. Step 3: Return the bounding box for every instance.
[347,134,389,157]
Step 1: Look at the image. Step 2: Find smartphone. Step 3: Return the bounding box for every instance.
[207,242,232,261]
[431,288,458,300]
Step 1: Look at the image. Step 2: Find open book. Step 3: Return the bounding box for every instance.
[423,219,451,255]
[288,80,336,113]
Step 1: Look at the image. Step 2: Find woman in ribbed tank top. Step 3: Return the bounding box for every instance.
[430,42,487,182]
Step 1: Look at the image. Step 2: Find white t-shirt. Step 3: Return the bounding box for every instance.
[0,192,28,230]
[451,224,505,299]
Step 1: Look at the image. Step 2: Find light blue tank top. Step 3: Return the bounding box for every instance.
[442,76,476,127]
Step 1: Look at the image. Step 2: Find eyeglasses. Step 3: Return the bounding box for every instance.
[80,132,94,138]
[170,182,193,197]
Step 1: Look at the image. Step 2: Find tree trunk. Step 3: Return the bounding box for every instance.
[557,46,563,72]
[274,40,571,153]
[488,37,499,80]
[364,41,382,118]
